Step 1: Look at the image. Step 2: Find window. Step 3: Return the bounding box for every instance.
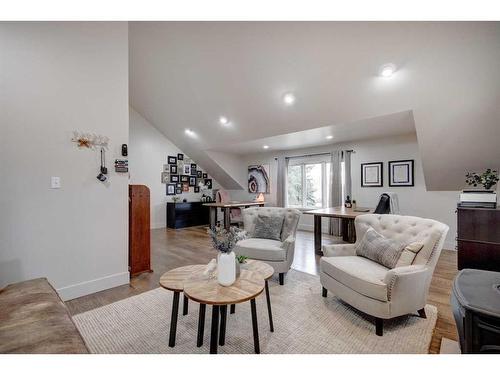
[286,155,331,209]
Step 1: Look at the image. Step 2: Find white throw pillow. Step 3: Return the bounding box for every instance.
[394,242,425,268]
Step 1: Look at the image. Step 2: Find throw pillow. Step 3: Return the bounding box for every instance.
[253,215,284,241]
[394,242,425,268]
[356,228,407,269]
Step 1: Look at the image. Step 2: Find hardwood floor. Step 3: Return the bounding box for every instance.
[66,226,458,354]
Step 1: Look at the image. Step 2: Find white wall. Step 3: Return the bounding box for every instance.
[129,108,220,228]
[240,134,460,250]
[0,22,130,300]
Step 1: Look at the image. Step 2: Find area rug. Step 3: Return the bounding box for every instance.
[73,270,437,354]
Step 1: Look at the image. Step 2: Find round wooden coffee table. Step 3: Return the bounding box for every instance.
[159,265,205,347]
[184,269,265,354]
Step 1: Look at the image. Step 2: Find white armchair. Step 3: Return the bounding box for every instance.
[234,207,301,285]
[320,214,449,336]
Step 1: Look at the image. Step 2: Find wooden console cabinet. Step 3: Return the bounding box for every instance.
[167,202,209,229]
[457,206,500,272]
[129,185,152,276]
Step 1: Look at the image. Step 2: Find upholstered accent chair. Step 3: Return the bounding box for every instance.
[320,214,449,336]
[234,207,301,285]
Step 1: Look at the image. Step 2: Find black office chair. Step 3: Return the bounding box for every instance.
[374,193,391,214]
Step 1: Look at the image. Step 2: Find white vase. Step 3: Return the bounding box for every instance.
[217,251,236,286]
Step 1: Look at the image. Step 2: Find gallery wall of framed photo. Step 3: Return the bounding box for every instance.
[162,153,213,197]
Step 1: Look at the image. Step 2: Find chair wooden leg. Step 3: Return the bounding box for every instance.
[279,273,284,285]
[322,287,328,297]
[417,308,427,319]
[375,318,383,336]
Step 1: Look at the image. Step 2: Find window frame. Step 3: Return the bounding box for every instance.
[286,160,330,210]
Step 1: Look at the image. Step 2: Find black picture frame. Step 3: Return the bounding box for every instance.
[204,178,213,189]
[180,175,189,183]
[189,176,197,187]
[170,165,177,174]
[176,183,182,188]
[166,184,176,195]
[177,153,184,161]
[176,188,182,194]
[161,172,169,184]
[361,162,383,187]
[194,186,200,193]
[168,156,177,164]
[170,174,179,183]
[190,163,197,173]
[203,173,208,179]
[197,170,202,178]
[388,159,414,187]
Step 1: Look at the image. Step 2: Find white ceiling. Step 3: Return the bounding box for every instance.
[129,22,500,190]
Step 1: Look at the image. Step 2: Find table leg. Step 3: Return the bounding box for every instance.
[169,291,180,347]
[250,298,260,354]
[264,280,274,332]
[348,219,356,243]
[219,305,227,346]
[230,304,235,314]
[210,305,220,354]
[197,303,206,347]
[223,208,231,230]
[314,215,323,255]
[183,294,188,316]
[341,218,349,242]
[209,207,217,230]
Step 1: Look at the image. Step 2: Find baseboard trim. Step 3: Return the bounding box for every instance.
[56,271,130,301]
[151,222,166,229]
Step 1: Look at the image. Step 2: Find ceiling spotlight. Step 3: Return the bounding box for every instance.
[263,145,269,149]
[219,116,229,126]
[184,128,195,137]
[283,93,296,106]
[380,64,396,78]
[326,135,334,140]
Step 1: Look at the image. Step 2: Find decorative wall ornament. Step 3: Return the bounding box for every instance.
[71,131,109,149]
[388,160,414,187]
[248,164,270,193]
[361,162,383,187]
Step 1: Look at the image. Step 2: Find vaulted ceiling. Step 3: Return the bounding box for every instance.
[129,22,500,191]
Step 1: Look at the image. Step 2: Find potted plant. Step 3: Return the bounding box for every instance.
[465,169,499,191]
[235,255,249,277]
[207,226,246,286]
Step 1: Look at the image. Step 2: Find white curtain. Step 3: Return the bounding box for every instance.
[328,150,353,236]
[344,150,352,200]
[276,156,288,207]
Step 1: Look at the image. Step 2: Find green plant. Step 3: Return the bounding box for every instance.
[236,255,249,264]
[465,169,499,190]
[172,196,180,203]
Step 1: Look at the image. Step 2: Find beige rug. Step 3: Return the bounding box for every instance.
[73,270,437,354]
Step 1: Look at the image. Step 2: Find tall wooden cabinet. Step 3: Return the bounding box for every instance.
[457,206,500,272]
[129,185,152,276]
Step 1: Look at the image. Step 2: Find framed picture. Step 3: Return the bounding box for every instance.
[197,170,202,178]
[204,178,213,189]
[168,156,177,165]
[388,160,414,187]
[177,153,184,161]
[161,172,169,184]
[203,173,208,179]
[361,162,383,187]
[190,164,197,175]
[180,175,189,183]
[166,184,176,195]
[248,164,270,193]
[182,182,190,192]
[170,174,179,183]
[163,164,170,172]
[176,188,182,194]
[194,186,200,193]
[183,164,191,175]
[189,176,197,187]
[176,183,182,188]
[170,165,178,174]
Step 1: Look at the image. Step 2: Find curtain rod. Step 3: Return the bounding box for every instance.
[281,149,355,160]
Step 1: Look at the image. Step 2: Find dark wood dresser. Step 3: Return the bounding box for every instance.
[129,185,152,276]
[457,206,500,272]
[167,202,210,229]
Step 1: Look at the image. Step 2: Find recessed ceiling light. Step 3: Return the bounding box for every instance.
[283,93,296,106]
[380,63,396,78]
[326,135,334,140]
[219,116,229,126]
[184,128,195,137]
[263,145,269,149]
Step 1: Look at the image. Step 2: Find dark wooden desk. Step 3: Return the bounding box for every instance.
[203,202,265,230]
[304,206,373,255]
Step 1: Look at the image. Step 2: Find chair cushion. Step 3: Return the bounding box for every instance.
[234,238,286,261]
[320,256,389,302]
[253,215,284,241]
[356,228,407,269]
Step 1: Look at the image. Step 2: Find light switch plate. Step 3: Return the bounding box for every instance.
[51,176,61,189]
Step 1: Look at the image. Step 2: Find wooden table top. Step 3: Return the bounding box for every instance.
[245,259,274,280]
[303,206,373,219]
[184,269,265,305]
[159,265,206,292]
[203,201,265,208]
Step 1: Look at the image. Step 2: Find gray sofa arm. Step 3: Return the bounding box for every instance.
[322,243,357,257]
[280,235,296,260]
[384,265,429,305]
